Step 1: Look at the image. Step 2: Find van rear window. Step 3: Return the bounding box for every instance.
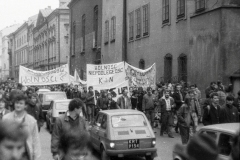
[55,102,69,110]
[111,115,147,128]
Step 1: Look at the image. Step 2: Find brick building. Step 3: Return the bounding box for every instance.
[68,0,102,80]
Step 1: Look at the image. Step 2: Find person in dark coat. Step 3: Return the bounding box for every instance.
[131,90,138,110]
[106,93,119,110]
[51,99,87,160]
[172,84,184,133]
[26,93,45,131]
[203,92,226,126]
[86,86,95,124]
[233,90,240,119]
[96,90,108,110]
[137,87,144,111]
[205,82,217,98]
[222,95,239,123]
[71,85,81,99]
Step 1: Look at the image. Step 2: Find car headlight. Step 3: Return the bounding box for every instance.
[110,142,115,149]
[152,140,156,146]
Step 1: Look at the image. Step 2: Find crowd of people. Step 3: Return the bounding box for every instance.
[0,80,239,160]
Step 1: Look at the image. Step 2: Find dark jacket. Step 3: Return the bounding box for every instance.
[172,91,184,111]
[96,96,108,110]
[202,104,226,126]
[222,104,239,123]
[51,112,87,156]
[137,92,144,111]
[71,90,81,99]
[26,101,44,129]
[142,94,157,111]
[65,88,72,99]
[86,91,95,105]
[177,104,192,127]
[80,91,88,103]
[159,97,175,113]
[205,86,215,98]
[106,100,119,110]
[131,96,138,110]
[233,98,240,112]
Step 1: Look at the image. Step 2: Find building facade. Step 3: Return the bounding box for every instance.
[0,24,21,81]
[68,0,102,79]
[100,0,240,96]
[33,4,70,71]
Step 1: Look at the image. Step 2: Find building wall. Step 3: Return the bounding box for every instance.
[127,0,195,82]
[69,0,102,79]
[101,0,123,64]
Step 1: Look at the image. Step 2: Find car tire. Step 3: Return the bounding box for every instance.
[101,146,111,160]
[145,155,154,160]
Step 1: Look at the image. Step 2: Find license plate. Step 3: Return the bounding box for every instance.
[128,139,140,149]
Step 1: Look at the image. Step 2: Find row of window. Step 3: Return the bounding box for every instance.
[16,34,27,49]
[15,49,27,66]
[104,16,116,44]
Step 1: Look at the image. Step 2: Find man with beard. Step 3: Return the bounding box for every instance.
[26,93,44,131]
[159,90,175,138]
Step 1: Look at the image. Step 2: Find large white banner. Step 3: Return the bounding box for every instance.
[93,80,129,101]
[87,62,126,88]
[125,63,156,89]
[19,64,70,86]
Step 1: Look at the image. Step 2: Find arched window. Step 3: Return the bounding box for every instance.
[139,59,145,69]
[178,53,187,82]
[164,53,172,82]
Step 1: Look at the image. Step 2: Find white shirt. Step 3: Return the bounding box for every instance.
[165,98,171,111]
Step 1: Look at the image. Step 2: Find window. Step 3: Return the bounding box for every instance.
[111,115,147,128]
[143,4,149,36]
[95,114,103,125]
[111,16,116,41]
[72,22,76,55]
[178,53,187,82]
[105,20,109,43]
[101,115,107,129]
[82,14,86,51]
[196,0,205,12]
[201,131,217,141]
[218,134,233,156]
[164,53,172,82]
[177,0,185,18]
[162,0,170,24]
[135,8,141,38]
[129,12,134,41]
[93,6,98,47]
[139,59,145,69]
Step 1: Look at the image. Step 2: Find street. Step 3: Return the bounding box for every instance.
[39,123,182,160]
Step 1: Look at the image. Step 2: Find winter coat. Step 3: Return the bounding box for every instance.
[3,112,41,160]
[51,111,87,156]
[26,101,44,129]
[159,97,175,113]
[177,104,192,127]
[202,104,226,126]
[172,91,184,111]
[86,91,95,105]
[142,94,157,110]
[222,104,239,123]
[96,96,108,110]
[117,95,132,109]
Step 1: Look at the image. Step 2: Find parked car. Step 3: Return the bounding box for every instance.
[89,109,157,160]
[198,123,240,160]
[36,88,50,95]
[38,92,67,118]
[46,99,71,132]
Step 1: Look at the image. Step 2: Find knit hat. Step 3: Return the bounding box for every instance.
[173,134,218,160]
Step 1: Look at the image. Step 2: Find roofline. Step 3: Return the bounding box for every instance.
[12,22,28,35]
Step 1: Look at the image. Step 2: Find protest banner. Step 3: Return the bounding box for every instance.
[125,63,156,89]
[19,64,70,86]
[93,80,129,101]
[86,62,126,88]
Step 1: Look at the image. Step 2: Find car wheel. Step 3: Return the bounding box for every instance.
[145,155,154,160]
[101,146,111,160]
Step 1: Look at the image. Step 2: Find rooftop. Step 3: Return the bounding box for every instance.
[40,7,53,17]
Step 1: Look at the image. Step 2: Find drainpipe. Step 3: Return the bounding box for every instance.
[122,0,127,62]
[58,10,61,67]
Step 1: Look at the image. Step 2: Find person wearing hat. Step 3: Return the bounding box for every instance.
[173,133,218,160]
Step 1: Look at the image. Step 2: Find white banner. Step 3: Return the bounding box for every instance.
[87,62,126,88]
[74,69,87,85]
[19,64,70,86]
[125,63,156,89]
[93,80,129,101]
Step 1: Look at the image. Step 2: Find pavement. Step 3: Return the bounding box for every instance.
[39,123,184,160]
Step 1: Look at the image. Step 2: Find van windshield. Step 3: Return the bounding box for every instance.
[111,115,147,128]
[45,93,67,102]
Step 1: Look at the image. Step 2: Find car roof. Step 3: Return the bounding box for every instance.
[52,99,71,103]
[200,123,240,135]
[42,91,65,95]
[100,109,144,116]
[38,89,50,91]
